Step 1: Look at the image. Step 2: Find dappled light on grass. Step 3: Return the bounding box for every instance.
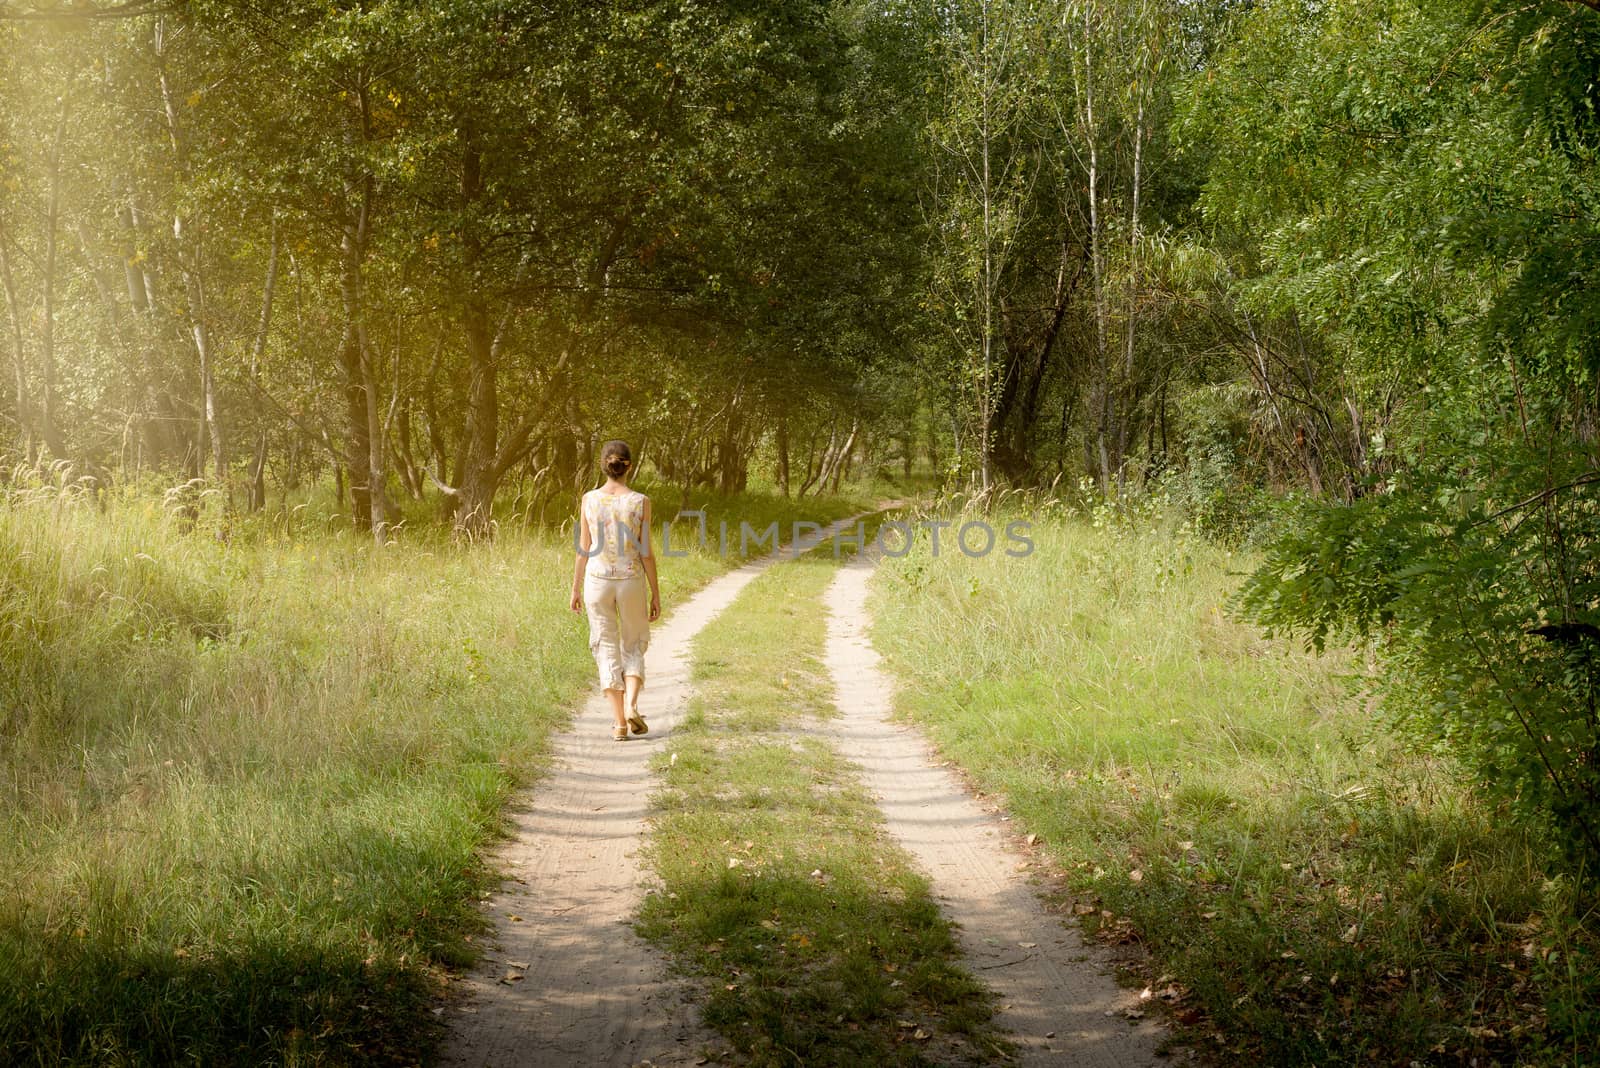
[641,734,998,1067]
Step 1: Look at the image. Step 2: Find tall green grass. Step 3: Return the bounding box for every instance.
[0,479,869,1065]
[871,500,1577,1065]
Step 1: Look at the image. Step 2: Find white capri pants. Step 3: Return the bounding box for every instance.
[583,572,649,691]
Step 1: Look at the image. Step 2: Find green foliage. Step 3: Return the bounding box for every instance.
[1153,386,1287,548]
[0,0,929,524]
[920,0,1213,491]
[1191,0,1600,877]
[1238,463,1600,870]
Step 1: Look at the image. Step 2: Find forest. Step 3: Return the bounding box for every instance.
[3,0,1600,1063]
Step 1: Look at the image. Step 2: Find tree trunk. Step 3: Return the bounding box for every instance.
[0,215,32,458]
[454,128,501,536]
[456,303,499,534]
[339,255,373,530]
[338,81,387,542]
[993,237,1080,482]
[157,18,225,496]
[248,221,279,511]
[361,331,388,541]
[815,418,857,497]
[976,1,996,492]
[797,419,834,498]
[447,152,627,533]
[1116,89,1146,498]
[393,397,425,500]
[716,387,745,495]
[118,195,177,466]
[423,327,451,492]
[181,223,224,489]
[831,425,856,494]
[1082,8,1111,496]
[776,410,790,496]
[39,99,69,461]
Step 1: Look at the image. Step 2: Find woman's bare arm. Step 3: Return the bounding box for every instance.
[570,495,591,612]
[641,497,661,621]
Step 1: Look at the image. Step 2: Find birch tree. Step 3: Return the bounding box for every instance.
[926,0,1050,491]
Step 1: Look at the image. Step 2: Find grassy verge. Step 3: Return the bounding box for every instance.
[637,544,1004,1066]
[0,481,868,1065]
[870,503,1577,1065]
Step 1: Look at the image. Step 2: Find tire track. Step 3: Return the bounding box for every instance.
[821,550,1174,1066]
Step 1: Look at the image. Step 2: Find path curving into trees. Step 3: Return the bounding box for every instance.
[442,518,1179,1065]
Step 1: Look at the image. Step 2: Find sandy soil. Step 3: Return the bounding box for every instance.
[821,551,1174,1066]
[437,515,869,1068]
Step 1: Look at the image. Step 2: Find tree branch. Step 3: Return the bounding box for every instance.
[1471,471,1600,527]
[0,0,166,19]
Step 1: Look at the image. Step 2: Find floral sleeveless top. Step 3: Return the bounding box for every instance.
[582,489,649,579]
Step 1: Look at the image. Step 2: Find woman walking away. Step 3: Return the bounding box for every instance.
[570,440,661,741]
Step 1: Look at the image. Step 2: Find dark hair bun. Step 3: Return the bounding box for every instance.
[600,439,633,478]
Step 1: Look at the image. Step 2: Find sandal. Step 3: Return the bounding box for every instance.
[612,725,629,742]
[626,711,648,736]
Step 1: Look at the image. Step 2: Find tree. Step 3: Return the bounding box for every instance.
[1200,0,1600,867]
